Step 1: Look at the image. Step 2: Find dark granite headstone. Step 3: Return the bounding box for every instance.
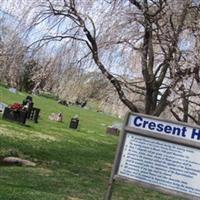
[2,107,27,124]
[69,118,79,129]
[30,108,40,123]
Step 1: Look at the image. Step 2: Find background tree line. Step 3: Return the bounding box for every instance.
[0,0,200,122]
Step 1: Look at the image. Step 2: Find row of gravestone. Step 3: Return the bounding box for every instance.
[1,97,79,129]
[48,112,79,129]
[1,95,120,132]
[1,96,40,124]
[58,99,87,108]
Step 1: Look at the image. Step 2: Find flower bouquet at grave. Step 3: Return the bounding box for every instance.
[3,103,27,124]
[9,103,23,112]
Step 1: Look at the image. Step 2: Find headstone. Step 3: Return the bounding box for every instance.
[0,102,7,113]
[2,107,27,124]
[58,100,68,106]
[48,112,63,122]
[106,126,120,136]
[26,102,34,119]
[106,123,122,136]
[69,115,79,129]
[8,88,17,93]
[30,108,40,123]
[22,96,35,120]
[81,101,87,108]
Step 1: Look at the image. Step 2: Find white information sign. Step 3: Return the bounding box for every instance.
[105,113,200,200]
[118,133,200,197]
[128,115,200,142]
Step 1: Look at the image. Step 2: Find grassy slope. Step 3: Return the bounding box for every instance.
[0,86,184,200]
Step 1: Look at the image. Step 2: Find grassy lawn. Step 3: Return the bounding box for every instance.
[0,86,184,200]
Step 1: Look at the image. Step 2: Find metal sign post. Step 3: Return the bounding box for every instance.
[104,112,200,200]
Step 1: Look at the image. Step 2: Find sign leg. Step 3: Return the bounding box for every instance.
[104,179,114,200]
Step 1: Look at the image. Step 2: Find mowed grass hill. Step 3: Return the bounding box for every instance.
[0,85,183,200]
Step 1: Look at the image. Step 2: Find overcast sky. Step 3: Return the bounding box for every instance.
[0,0,30,17]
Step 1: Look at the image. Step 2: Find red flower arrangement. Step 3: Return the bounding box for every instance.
[9,103,23,112]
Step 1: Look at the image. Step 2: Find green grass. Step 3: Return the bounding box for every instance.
[0,86,184,200]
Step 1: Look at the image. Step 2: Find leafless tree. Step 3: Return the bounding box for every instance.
[0,18,26,88]
[5,0,200,122]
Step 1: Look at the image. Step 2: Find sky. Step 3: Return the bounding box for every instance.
[0,0,31,19]
[0,0,198,78]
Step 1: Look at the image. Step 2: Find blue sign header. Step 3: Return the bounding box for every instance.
[128,115,200,142]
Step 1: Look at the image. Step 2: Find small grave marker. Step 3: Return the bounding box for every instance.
[106,123,122,136]
[0,102,7,113]
[69,115,79,129]
[8,88,17,93]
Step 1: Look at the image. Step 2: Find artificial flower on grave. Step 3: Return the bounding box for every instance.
[9,103,23,112]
